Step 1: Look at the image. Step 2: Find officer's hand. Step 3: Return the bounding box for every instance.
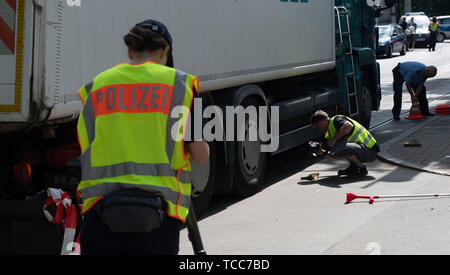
[187,140,210,165]
[315,147,326,156]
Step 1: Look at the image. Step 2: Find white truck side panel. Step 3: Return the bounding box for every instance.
[0,0,33,122]
[13,0,336,122]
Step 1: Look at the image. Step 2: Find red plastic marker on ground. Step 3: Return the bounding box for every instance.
[436,105,450,115]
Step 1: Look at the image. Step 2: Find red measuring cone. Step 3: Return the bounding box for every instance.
[406,99,424,120]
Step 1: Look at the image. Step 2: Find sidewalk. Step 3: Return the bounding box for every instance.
[378,114,450,176]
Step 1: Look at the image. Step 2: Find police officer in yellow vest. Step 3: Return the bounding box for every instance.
[310,110,379,177]
[77,19,209,255]
[429,17,440,52]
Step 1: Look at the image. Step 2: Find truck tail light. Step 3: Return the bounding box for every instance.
[13,162,32,186]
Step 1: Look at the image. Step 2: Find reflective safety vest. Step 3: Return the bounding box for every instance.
[76,61,199,222]
[430,22,439,32]
[325,115,377,149]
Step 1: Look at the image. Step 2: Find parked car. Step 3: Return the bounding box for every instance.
[402,13,430,46]
[436,15,450,42]
[376,24,407,57]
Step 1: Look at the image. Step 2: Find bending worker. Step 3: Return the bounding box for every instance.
[310,110,380,177]
[392,62,437,120]
[76,19,209,255]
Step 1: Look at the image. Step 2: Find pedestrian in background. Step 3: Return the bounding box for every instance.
[400,17,409,51]
[392,62,438,121]
[429,16,439,52]
[400,17,408,31]
[76,19,209,255]
[407,17,417,51]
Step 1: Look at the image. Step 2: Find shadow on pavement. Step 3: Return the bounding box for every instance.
[298,175,376,188]
[204,143,316,219]
[361,165,419,189]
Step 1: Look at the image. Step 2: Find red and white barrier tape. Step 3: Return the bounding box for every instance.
[43,188,80,255]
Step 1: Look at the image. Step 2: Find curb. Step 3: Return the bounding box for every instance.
[377,116,450,176]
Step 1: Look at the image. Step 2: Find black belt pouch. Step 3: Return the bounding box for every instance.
[95,188,165,233]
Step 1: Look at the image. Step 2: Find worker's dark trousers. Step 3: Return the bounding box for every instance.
[429,31,437,51]
[80,210,182,255]
[392,65,430,118]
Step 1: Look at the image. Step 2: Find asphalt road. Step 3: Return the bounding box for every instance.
[178,42,450,255]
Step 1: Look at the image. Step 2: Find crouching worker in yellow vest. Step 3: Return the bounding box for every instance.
[310,110,380,177]
[76,19,209,255]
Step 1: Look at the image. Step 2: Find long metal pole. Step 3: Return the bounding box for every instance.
[346,193,450,204]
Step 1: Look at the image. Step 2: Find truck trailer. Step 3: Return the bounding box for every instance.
[0,0,394,254]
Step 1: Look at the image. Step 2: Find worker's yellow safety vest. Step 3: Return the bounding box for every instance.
[326,115,377,149]
[430,22,439,32]
[76,61,198,223]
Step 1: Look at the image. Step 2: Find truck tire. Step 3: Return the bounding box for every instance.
[191,140,216,218]
[359,75,373,129]
[191,93,216,218]
[233,97,268,197]
[437,32,445,43]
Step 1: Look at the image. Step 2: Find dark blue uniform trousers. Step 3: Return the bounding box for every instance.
[80,209,182,255]
[392,65,430,118]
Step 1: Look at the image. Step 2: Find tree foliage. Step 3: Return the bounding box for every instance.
[411,0,450,17]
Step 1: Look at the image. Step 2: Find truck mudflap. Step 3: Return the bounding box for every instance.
[0,187,81,255]
[0,195,63,255]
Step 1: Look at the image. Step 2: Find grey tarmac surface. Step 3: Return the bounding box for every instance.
[378,114,450,176]
[178,42,450,255]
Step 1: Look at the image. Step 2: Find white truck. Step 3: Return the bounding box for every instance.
[0,0,391,254]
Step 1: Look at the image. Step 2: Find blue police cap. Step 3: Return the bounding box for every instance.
[135,19,173,47]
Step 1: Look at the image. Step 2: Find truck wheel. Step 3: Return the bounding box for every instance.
[437,32,445,43]
[233,97,268,197]
[191,93,216,218]
[359,75,373,129]
[191,140,216,218]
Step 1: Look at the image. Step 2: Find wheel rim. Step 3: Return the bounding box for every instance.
[191,156,211,197]
[240,119,261,178]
